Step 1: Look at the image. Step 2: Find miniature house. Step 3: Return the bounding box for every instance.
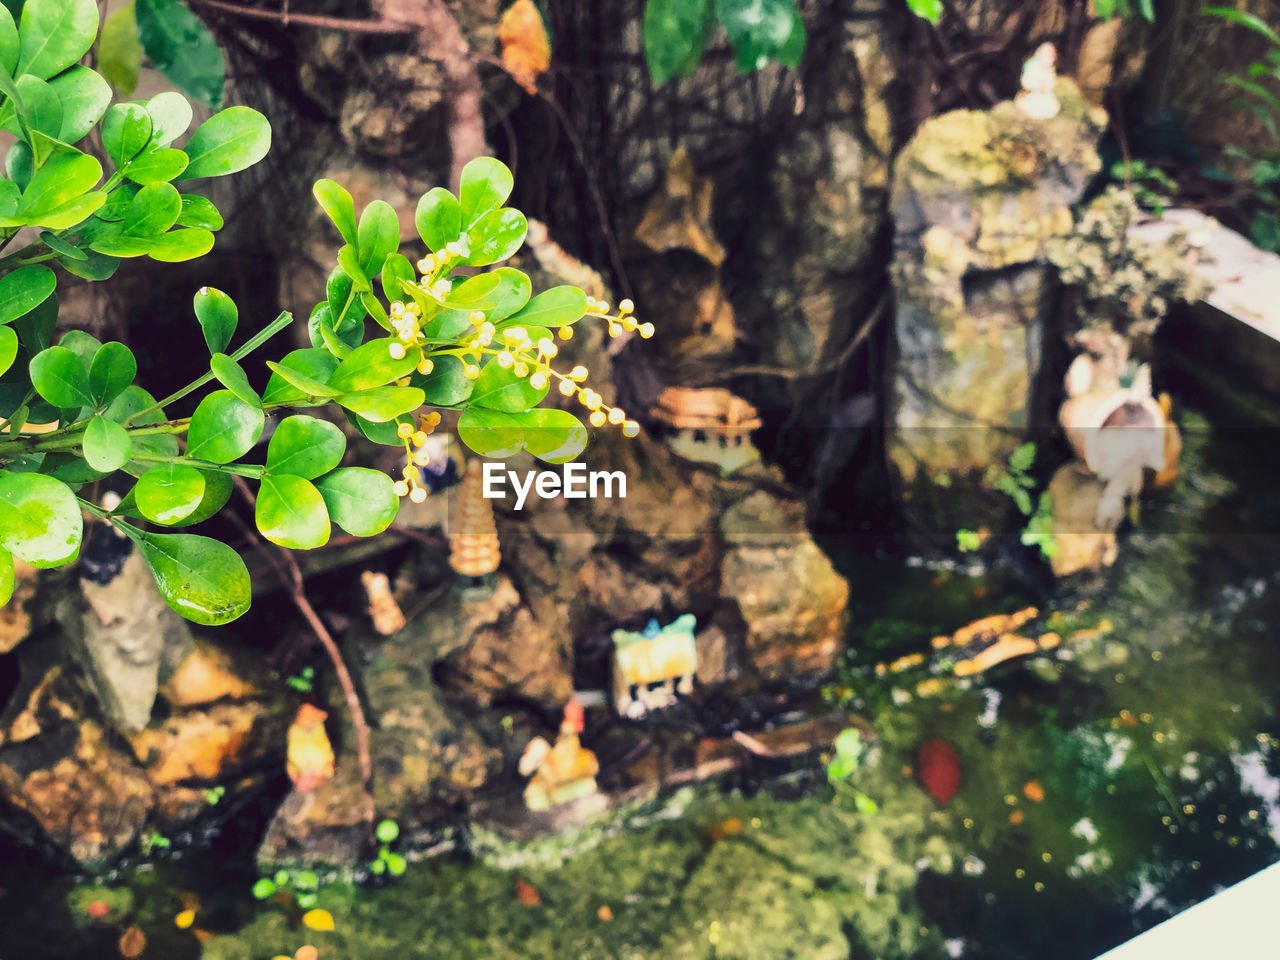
[610,614,698,719]
[651,387,762,473]
[449,460,501,589]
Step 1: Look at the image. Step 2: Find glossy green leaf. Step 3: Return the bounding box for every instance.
[255,473,330,549]
[326,266,362,327]
[517,407,588,463]
[469,356,548,412]
[261,348,338,405]
[186,390,263,463]
[328,337,418,392]
[360,290,390,331]
[135,0,225,108]
[465,208,527,266]
[4,141,33,192]
[98,2,142,96]
[416,355,473,406]
[505,284,587,329]
[0,6,16,77]
[0,545,12,606]
[123,147,188,184]
[135,462,205,524]
[357,199,399,277]
[474,268,532,323]
[2,74,61,146]
[16,0,97,80]
[194,286,237,354]
[0,264,55,324]
[38,230,87,261]
[123,181,182,236]
[137,531,250,624]
[176,194,222,230]
[336,385,424,422]
[380,252,415,305]
[101,102,153,168]
[164,468,232,527]
[178,105,270,179]
[313,178,357,247]
[0,471,82,566]
[58,329,101,371]
[210,352,258,407]
[104,386,177,473]
[343,409,412,446]
[457,407,525,459]
[314,467,397,537]
[88,341,137,405]
[459,157,513,227]
[26,190,106,230]
[82,415,131,472]
[266,414,345,480]
[0,326,16,378]
[14,296,60,355]
[144,227,213,261]
[441,271,502,308]
[416,186,461,251]
[715,0,797,71]
[30,345,91,407]
[904,0,942,23]
[776,9,805,67]
[48,66,111,144]
[18,149,103,220]
[145,91,193,148]
[309,302,362,358]
[644,0,714,83]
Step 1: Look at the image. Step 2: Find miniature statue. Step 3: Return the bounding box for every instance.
[1016,42,1060,120]
[449,459,501,588]
[611,614,698,719]
[518,699,600,811]
[361,570,406,635]
[651,387,762,474]
[286,704,335,793]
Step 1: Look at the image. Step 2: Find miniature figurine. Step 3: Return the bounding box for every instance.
[1016,42,1060,120]
[611,614,698,718]
[361,570,406,635]
[449,460,501,588]
[518,699,600,811]
[651,387,762,474]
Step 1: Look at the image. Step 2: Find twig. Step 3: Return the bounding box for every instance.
[188,0,413,34]
[229,477,377,835]
[731,729,785,759]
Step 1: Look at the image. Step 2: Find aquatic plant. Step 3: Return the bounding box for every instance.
[957,443,1057,561]
[252,868,322,910]
[368,819,408,878]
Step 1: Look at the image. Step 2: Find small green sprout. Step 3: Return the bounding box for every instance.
[368,819,407,878]
[252,868,322,908]
[203,785,226,805]
[826,728,879,814]
[286,666,316,693]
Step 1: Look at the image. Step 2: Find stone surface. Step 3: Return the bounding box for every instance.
[887,77,1106,529]
[159,636,259,708]
[0,559,38,654]
[126,700,280,786]
[1047,462,1119,579]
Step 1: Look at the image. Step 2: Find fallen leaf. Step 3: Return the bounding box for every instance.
[515,877,541,906]
[720,817,743,836]
[1023,780,1045,803]
[1009,809,1025,825]
[174,908,196,929]
[295,947,320,960]
[119,925,147,958]
[498,0,550,94]
[597,905,614,922]
[302,908,335,932]
[86,900,111,918]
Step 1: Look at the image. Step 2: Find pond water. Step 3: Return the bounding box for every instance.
[2,372,1279,959]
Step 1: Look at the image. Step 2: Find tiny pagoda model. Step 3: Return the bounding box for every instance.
[449,459,501,589]
[650,386,762,474]
[610,614,698,719]
[518,700,600,811]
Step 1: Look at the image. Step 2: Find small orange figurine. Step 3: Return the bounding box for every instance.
[286,704,335,793]
[518,699,599,811]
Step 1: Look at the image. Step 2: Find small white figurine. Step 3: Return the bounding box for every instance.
[1016,43,1060,120]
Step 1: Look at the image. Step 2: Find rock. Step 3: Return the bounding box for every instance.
[126,701,279,786]
[0,559,38,654]
[338,54,446,159]
[718,490,847,680]
[64,548,194,732]
[160,637,259,708]
[888,77,1106,530]
[1047,462,1119,578]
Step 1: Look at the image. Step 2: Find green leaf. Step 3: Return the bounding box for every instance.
[344,409,413,446]
[715,0,798,72]
[834,728,863,763]
[176,194,222,230]
[30,345,91,407]
[194,286,237,354]
[163,468,231,527]
[88,341,137,405]
[261,348,339,405]
[336,385,424,422]
[0,265,55,324]
[210,353,259,407]
[643,0,714,83]
[505,285,587,329]
[144,91,193,148]
[375,819,400,843]
[146,226,213,261]
[328,337,419,392]
[385,853,407,877]
[105,386,178,466]
[904,0,943,23]
[18,149,103,220]
[16,0,98,80]
[472,267,532,322]
[250,878,276,900]
[517,408,588,463]
[336,244,369,291]
[266,414,345,480]
[38,230,87,260]
[314,467,398,537]
[313,178,357,247]
[416,354,473,406]
[98,2,142,96]
[101,103,153,168]
[47,66,110,144]
[82,415,131,471]
[123,147,188,184]
[135,462,205,524]
[3,74,61,146]
[459,157,514,227]
[255,473,330,549]
[0,545,12,606]
[26,189,106,230]
[776,9,805,68]
[0,5,16,77]
[1203,6,1280,44]
[852,791,878,814]
[135,0,225,108]
[416,186,461,251]
[380,252,415,304]
[0,471,82,566]
[123,181,182,236]
[441,271,502,308]
[457,407,524,459]
[0,325,16,378]
[178,105,270,179]
[357,199,399,277]
[465,208,527,266]
[186,390,263,463]
[470,357,548,412]
[137,530,250,624]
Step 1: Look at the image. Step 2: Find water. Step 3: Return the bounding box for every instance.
[2,397,1279,959]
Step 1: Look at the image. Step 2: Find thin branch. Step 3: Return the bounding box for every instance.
[188,0,413,34]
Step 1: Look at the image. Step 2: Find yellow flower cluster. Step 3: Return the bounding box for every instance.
[393,411,442,502]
